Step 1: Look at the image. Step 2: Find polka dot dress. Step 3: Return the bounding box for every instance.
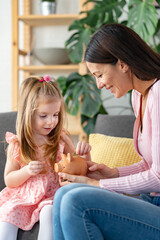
[0,132,64,230]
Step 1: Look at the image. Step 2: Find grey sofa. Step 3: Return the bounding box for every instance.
[94,114,135,138]
[0,112,135,240]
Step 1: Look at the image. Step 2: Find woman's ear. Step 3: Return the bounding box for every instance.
[118,59,129,73]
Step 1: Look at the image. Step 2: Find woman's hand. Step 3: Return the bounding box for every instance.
[58,172,99,187]
[86,161,119,180]
[26,161,44,176]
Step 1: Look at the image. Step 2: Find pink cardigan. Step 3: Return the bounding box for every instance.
[100,80,160,196]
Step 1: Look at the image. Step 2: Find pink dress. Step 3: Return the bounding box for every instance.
[0,132,64,230]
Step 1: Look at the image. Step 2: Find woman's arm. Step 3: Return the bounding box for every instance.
[100,83,160,195]
[58,161,119,187]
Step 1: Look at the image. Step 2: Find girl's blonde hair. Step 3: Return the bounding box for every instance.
[16,76,64,168]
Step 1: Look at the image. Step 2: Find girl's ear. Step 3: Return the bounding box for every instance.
[118,59,129,73]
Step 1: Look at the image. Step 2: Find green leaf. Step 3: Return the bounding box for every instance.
[65,0,126,63]
[57,76,67,94]
[61,72,101,118]
[65,28,92,63]
[81,103,108,135]
[81,114,97,135]
[127,0,158,41]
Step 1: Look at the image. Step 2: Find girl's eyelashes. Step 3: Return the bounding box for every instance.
[39,113,59,118]
[54,113,59,117]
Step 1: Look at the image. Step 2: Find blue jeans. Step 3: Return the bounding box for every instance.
[53,183,160,240]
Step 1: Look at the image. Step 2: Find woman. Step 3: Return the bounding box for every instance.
[53,23,160,240]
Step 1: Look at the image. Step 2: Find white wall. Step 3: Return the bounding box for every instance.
[0,0,132,115]
[0,0,12,112]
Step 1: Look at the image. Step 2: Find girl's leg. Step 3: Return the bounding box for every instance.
[0,222,18,240]
[53,183,91,240]
[55,185,160,240]
[38,205,53,240]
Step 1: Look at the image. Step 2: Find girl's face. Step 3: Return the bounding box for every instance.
[32,98,61,142]
[86,60,132,98]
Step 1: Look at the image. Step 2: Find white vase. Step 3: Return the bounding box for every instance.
[41,2,56,15]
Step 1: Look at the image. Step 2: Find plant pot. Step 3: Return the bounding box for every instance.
[41,2,56,15]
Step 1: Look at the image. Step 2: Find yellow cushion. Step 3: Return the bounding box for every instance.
[89,134,141,168]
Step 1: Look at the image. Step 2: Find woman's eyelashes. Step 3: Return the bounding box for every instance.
[97,74,102,79]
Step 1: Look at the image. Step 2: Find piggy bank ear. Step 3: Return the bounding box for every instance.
[61,153,65,160]
[67,153,72,162]
[61,153,68,164]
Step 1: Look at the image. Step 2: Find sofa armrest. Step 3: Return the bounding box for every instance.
[0,111,17,190]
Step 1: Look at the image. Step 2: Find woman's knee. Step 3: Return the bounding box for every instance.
[54,183,87,203]
[60,186,91,217]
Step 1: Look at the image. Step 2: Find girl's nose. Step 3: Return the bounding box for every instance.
[47,117,55,125]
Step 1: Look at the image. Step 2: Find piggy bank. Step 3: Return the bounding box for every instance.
[54,153,87,176]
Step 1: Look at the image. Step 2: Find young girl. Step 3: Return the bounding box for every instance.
[0,75,91,240]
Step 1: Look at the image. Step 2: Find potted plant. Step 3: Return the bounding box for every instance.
[66,0,160,63]
[59,0,160,135]
[57,72,107,135]
[41,0,56,15]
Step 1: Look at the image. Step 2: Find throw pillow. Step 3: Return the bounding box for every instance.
[89,134,141,168]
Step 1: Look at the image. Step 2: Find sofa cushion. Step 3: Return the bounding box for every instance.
[0,112,17,190]
[89,133,141,168]
[94,114,135,138]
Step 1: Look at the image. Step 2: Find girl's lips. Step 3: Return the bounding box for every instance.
[44,128,52,131]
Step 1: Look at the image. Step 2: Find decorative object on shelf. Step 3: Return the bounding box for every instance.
[33,47,71,65]
[57,72,107,135]
[41,0,56,15]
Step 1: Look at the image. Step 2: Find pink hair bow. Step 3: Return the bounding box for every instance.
[39,75,51,82]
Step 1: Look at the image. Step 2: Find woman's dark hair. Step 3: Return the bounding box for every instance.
[85,23,160,80]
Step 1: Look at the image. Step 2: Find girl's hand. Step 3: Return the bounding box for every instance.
[87,161,119,180]
[76,141,91,156]
[26,161,44,176]
[58,172,99,187]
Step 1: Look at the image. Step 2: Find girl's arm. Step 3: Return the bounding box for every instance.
[61,129,92,161]
[76,141,91,161]
[61,130,76,155]
[4,143,44,188]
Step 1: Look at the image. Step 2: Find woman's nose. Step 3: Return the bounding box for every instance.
[96,79,105,89]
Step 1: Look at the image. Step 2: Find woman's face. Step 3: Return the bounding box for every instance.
[86,61,132,98]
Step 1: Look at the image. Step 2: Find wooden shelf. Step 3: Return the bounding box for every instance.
[18,64,79,72]
[12,0,93,140]
[18,14,79,26]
